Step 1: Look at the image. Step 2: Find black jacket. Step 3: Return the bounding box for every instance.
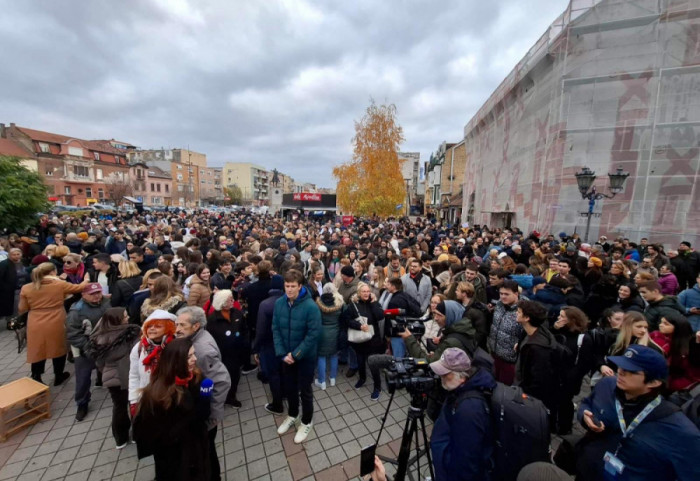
[341,295,385,353]
[207,309,247,366]
[386,291,422,317]
[253,289,284,352]
[88,265,120,293]
[515,327,558,409]
[0,259,20,317]
[111,276,143,308]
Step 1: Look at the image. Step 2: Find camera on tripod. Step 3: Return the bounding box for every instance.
[384,308,428,338]
[372,355,438,394]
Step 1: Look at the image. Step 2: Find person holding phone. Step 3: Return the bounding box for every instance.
[575,345,700,481]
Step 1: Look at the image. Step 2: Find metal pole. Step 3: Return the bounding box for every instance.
[584,195,595,243]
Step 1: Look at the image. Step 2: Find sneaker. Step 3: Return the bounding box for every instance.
[75,404,88,422]
[277,415,300,435]
[54,372,70,386]
[345,368,357,378]
[242,365,259,375]
[265,403,285,416]
[329,378,336,387]
[371,389,381,401]
[116,443,128,450]
[314,380,326,391]
[354,379,365,389]
[294,421,313,444]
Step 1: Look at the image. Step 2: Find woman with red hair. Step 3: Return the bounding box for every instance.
[128,309,177,415]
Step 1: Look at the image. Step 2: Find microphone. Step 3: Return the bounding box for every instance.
[367,354,395,370]
[200,378,214,398]
[384,308,405,316]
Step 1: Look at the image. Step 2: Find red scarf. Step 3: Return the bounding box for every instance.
[141,334,175,372]
[175,372,193,386]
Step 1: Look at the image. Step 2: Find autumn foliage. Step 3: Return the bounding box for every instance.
[334,101,405,216]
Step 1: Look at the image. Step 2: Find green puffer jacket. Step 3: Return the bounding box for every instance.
[272,287,322,361]
[404,316,477,362]
[315,292,344,357]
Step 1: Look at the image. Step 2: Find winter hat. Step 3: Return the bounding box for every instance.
[430,347,472,376]
[142,309,177,337]
[145,243,159,254]
[340,265,355,277]
[317,245,328,253]
[589,257,603,268]
[31,254,50,266]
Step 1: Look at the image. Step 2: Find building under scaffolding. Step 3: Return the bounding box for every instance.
[462,0,700,245]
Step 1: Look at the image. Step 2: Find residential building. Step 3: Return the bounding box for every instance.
[462,0,700,245]
[223,162,269,205]
[1,123,130,206]
[424,142,454,217]
[399,152,422,214]
[438,142,466,224]
[200,167,223,204]
[129,162,172,206]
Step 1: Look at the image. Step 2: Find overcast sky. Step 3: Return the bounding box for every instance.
[1,0,567,187]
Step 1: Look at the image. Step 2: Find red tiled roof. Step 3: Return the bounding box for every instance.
[0,138,34,158]
[82,140,127,156]
[16,126,74,144]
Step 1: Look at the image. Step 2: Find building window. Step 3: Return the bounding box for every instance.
[179,197,185,205]
[73,165,90,177]
[165,184,169,193]
[177,174,183,181]
[177,165,182,170]
[98,188,104,199]
[68,146,83,157]
[38,142,50,153]
[150,183,155,192]
[96,168,103,180]
[157,184,161,192]
[45,169,53,176]
[178,185,184,192]
[64,186,71,195]
[93,152,101,161]
[86,187,92,197]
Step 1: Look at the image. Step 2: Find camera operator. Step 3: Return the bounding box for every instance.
[429,347,496,481]
[399,300,477,362]
[379,277,422,358]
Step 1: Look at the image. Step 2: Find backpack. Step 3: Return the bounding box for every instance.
[457,382,552,481]
[668,382,700,429]
[446,331,495,375]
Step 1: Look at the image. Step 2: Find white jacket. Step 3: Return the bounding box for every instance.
[128,339,169,404]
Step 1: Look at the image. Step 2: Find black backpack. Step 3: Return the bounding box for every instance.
[446,331,495,375]
[457,383,552,481]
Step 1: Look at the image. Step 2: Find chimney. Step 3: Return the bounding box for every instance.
[0,123,5,138]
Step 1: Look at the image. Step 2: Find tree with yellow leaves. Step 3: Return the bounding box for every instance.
[334,101,406,216]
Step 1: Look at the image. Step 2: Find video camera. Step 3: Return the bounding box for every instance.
[383,308,429,338]
[369,355,438,395]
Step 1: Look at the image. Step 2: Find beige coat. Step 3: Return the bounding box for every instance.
[19,277,84,364]
[187,276,212,308]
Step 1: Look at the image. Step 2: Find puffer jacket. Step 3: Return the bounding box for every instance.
[316,292,344,357]
[272,287,322,361]
[187,276,212,308]
[487,302,522,363]
[87,323,141,389]
[644,296,685,331]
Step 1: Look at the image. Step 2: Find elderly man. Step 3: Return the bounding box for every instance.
[66,283,111,421]
[176,306,231,481]
[0,248,28,324]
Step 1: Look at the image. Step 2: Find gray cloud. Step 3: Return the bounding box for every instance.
[1,0,568,187]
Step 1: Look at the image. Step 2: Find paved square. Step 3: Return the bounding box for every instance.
[0,329,430,480]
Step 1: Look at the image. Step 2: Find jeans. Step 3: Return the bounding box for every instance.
[390,337,406,358]
[258,344,283,410]
[30,355,66,381]
[108,387,130,446]
[282,357,315,425]
[74,355,96,406]
[317,354,338,382]
[356,348,383,391]
[338,328,358,369]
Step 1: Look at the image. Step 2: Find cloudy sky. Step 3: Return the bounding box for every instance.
[1,0,567,187]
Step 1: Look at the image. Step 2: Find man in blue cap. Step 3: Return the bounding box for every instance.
[575,345,700,481]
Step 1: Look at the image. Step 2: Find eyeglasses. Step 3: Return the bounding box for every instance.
[64,261,73,265]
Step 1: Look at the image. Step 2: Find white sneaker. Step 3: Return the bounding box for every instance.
[329,378,336,387]
[314,380,326,390]
[277,415,300,435]
[294,421,313,444]
[116,443,127,450]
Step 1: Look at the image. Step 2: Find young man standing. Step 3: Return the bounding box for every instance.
[575,345,700,481]
[487,280,522,385]
[639,280,685,330]
[401,258,432,312]
[273,270,321,444]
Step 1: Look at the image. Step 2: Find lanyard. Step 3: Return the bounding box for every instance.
[613,395,661,455]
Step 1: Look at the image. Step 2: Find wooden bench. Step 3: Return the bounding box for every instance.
[0,378,51,442]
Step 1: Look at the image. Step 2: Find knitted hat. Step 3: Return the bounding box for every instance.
[31,255,50,266]
[589,257,603,268]
[142,309,177,337]
[340,265,355,277]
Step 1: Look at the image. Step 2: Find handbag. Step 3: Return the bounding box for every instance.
[347,302,374,343]
[7,311,27,331]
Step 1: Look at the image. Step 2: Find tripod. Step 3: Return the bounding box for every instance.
[376,390,435,481]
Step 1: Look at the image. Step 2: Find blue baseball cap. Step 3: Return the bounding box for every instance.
[608,345,668,380]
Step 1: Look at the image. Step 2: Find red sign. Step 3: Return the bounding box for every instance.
[293,192,322,202]
[342,215,354,226]
[48,196,59,201]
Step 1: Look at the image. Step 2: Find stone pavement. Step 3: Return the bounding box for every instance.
[0,328,430,481]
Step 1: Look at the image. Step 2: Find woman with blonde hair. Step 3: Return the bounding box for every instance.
[111,260,144,308]
[601,312,664,378]
[141,276,186,322]
[18,262,88,384]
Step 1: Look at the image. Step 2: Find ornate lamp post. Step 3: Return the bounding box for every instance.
[575,166,630,242]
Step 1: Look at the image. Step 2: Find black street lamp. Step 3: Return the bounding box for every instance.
[575,166,630,242]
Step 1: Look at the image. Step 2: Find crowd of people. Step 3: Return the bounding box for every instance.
[1,209,700,480]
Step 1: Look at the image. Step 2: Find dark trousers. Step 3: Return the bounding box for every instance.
[31,355,66,380]
[258,344,283,409]
[74,355,96,406]
[556,393,575,434]
[208,426,221,481]
[223,351,244,403]
[493,355,516,386]
[108,387,130,445]
[282,358,315,425]
[356,348,383,391]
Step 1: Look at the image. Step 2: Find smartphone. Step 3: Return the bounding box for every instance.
[360,444,377,477]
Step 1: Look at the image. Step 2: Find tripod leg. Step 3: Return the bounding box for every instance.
[394,414,417,481]
[413,421,421,481]
[419,414,435,480]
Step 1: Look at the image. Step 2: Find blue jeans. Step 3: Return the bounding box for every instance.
[338,328,358,369]
[74,355,95,407]
[391,337,406,358]
[317,354,338,382]
[258,344,283,410]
